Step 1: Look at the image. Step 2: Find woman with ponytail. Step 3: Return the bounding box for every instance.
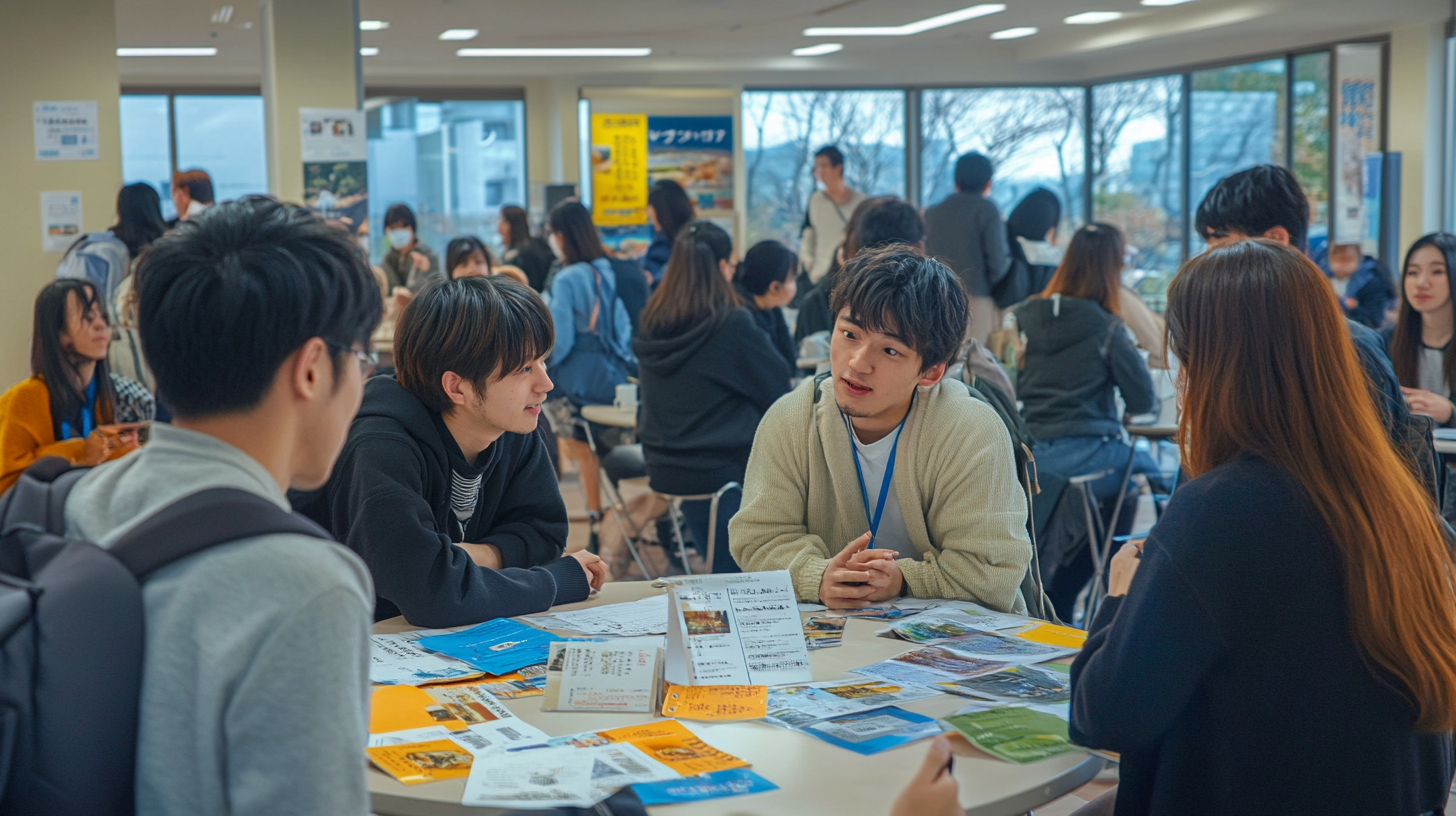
[1068,239,1456,815]
[633,221,791,573]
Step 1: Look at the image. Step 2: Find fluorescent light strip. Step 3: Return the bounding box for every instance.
[805,3,1004,36]
[990,26,1038,40]
[116,47,218,56]
[360,47,379,56]
[793,43,844,56]
[359,20,389,30]
[1065,11,1124,24]
[457,47,651,57]
[1141,0,1196,5]
[439,28,479,40]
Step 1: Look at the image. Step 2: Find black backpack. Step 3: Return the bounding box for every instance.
[0,457,330,816]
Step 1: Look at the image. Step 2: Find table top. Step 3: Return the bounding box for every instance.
[580,404,638,429]
[368,583,1102,816]
[1125,421,1178,439]
[1435,437,1456,455]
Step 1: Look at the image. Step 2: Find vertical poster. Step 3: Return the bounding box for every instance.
[300,108,369,240]
[39,191,83,253]
[591,113,650,251]
[647,116,736,250]
[1333,44,1383,250]
[33,101,99,161]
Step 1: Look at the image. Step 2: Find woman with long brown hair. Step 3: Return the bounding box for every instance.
[1069,239,1456,815]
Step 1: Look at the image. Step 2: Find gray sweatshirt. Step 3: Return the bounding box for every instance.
[64,423,374,816]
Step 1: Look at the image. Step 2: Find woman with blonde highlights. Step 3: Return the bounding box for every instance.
[1068,239,1456,816]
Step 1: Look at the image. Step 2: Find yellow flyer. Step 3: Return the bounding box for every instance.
[425,683,515,725]
[590,113,649,226]
[369,685,465,734]
[598,719,748,776]
[365,739,473,785]
[661,683,767,721]
[1015,623,1088,649]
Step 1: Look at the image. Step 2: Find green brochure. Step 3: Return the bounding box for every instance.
[942,707,1082,764]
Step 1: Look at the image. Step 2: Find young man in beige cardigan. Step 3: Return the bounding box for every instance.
[729,246,1033,613]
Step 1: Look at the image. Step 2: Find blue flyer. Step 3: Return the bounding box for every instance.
[632,768,779,806]
[800,706,943,755]
[415,618,560,675]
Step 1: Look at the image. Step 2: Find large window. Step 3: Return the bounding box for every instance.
[920,87,1085,232]
[1293,52,1332,250]
[1089,76,1185,305]
[118,93,268,221]
[743,90,906,248]
[365,97,526,262]
[1188,59,1287,253]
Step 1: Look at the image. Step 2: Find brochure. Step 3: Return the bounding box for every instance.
[800,706,943,755]
[804,615,846,650]
[370,630,483,686]
[886,609,1010,644]
[367,738,475,784]
[369,685,465,734]
[934,665,1072,705]
[1013,622,1089,649]
[925,601,1035,631]
[833,604,917,619]
[584,744,680,800]
[475,672,546,700]
[426,682,517,725]
[541,639,665,713]
[415,618,564,676]
[938,630,1079,664]
[632,768,779,806]
[941,706,1082,764]
[665,571,812,687]
[765,679,941,728]
[661,683,768,721]
[857,646,1012,683]
[522,595,668,637]
[367,725,455,748]
[459,745,598,808]
[598,719,750,776]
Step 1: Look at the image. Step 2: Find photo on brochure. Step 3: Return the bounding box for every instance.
[894,645,1014,676]
[888,609,998,643]
[935,665,1072,704]
[801,706,943,755]
[803,615,846,649]
[682,608,733,636]
[939,630,1073,661]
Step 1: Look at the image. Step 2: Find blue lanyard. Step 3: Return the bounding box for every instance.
[61,376,96,440]
[843,393,914,549]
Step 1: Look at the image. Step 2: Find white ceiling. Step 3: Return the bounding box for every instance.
[115,0,1451,88]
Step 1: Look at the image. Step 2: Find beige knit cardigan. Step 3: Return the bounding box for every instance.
[728,375,1033,613]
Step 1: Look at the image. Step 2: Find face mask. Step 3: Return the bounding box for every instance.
[387,228,413,249]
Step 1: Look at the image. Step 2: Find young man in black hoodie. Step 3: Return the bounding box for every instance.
[300,276,607,627]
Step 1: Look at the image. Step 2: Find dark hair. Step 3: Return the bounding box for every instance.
[135,197,382,418]
[384,202,417,231]
[640,220,738,339]
[31,279,117,439]
[546,200,607,265]
[954,152,994,193]
[1194,164,1309,252]
[648,180,695,240]
[1007,188,1061,244]
[112,183,167,257]
[839,196,893,263]
[1041,222,1125,315]
[736,240,797,296]
[395,276,554,414]
[446,236,493,279]
[172,169,214,205]
[499,205,532,248]
[1391,232,1456,394]
[814,145,845,168]
[829,246,969,371]
[855,198,926,253]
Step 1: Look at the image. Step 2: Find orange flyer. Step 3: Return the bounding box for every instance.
[598,719,748,776]
[660,683,767,721]
[1015,623,1088,649]
[365,739,473,784]
[369,685,465,734]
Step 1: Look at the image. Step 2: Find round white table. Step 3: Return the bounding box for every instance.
[1434,437,1456,456]
[580,404,638,429]
[368,583,1103,816]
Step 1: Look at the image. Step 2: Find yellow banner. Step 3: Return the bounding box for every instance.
[590,113,649,226]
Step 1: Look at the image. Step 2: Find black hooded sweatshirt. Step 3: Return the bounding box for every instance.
[1014,295,1156,440]
[297,376,589,627]
[632,308,792,495]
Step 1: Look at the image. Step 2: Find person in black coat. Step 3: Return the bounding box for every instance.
[734,240,799,373]
[296,277,607,627]
[632,221,791,573]
[1070,240,1456,816]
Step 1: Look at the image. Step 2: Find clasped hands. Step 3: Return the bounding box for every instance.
[818,532,903,609]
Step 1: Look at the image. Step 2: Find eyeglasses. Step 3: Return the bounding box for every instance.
[326,340,379,377]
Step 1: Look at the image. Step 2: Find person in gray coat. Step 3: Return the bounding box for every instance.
[924,152,1012,344]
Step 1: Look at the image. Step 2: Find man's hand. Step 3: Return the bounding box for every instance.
[410,250,430,273]
[567,549,610,590]
[850,546,903,602]
[890,736,960,816]
[457,542,503,569]
[820,532,880,609]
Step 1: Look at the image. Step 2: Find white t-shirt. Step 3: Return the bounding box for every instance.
[846,420,919,561]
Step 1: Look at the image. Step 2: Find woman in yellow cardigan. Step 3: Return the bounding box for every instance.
[0,279,154,494]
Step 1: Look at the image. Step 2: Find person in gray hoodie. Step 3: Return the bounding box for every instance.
[63,198,383,816]
[1012,222,1156,621]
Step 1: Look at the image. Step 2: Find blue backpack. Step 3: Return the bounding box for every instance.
[55,232,130,305]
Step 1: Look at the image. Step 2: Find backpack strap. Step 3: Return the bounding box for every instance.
[0,457,93,539]
[109,487,330,580]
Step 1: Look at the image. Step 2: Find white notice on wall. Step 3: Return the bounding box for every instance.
[299,108,367,162]
[40,192,82,253]
[34,101,99,161]
[665,570,812,687]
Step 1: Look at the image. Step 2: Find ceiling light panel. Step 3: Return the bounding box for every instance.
[116,47,218,56]
[456,47,652,57]
[804,3,1005,36]
[359,20,390,30]
[990,26,1038,39]
[439,29,479,40]
[1141,0,1196,5]
[1065,11,1125,24]
[360,47,379,56]
[793,43,844,56]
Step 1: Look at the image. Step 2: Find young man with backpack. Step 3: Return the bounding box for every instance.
[728,246,1034,612]
[6,198,383,815]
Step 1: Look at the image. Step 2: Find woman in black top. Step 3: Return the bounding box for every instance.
[733,240,798,375]
[496,205,554,292]
[632,221,790,573]
[1070,240,1456,815]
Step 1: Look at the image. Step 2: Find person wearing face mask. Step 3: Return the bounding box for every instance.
[733,240,799,374]
[0,279,154,495]
[380,203,442,295]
